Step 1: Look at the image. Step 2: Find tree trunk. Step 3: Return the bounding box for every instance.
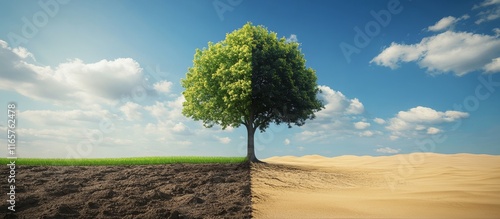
[246,125,260,162]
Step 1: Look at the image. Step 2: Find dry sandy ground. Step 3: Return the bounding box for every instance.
[252,153,500,219]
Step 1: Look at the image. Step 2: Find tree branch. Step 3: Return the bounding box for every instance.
[254,116,272,131]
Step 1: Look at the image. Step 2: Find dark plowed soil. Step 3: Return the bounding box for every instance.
[0,163,251,219]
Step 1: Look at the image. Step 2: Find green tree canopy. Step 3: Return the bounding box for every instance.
[182,22,323,162]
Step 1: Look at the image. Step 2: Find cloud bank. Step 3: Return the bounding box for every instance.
[371,31,500,76]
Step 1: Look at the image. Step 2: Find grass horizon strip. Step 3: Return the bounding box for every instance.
[0,156,247,166]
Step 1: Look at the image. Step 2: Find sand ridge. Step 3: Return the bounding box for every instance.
[252,153,500,219]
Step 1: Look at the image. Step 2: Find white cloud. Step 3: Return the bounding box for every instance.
[284,138,291,145]
[370,31,500,76]
[172,122,187,133]
[427,127,442,135]
[476,8,500,24]
[373,118,386,124]
[56,58,144,100]
[354,121,371,129]
[442,110,470,121]
[415,125,426,131]
[389,135,399,141]
[142,120,191,143]
[427,15,469,32]
[141,96,191,138]
[223,126,234,132]
[0,40,7,48]
[286,34,298,43]
[473,0,500,24]
[359,130,374,137]
[427,16,456,31]
[119,102,143,121]
[386,106,468,138]
[389,106,469,127]
[297,146,305,151]
[21,109,114,127]
[316,85,364,118]
[144,95,185,121]
[145,101,169,119]
[0,40,35,60]
[370,42,425,70]
[376,147,400,154]
[484,57,500,73]
[12,47,35,60]
[153,80,173,94]
[215,136,231,144]
[16,127,83,141]
[387,118,410,132]
[0,40,146,106]
[12,106,202,158]
[398,106,448,123]
[297,85,367,142]
[346,98,364,114]
[494,28,500,37]
[473,0,500,9]
[169,95,186,120]
[177,140,193,146]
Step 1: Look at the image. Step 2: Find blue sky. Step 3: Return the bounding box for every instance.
[0,0,499,158]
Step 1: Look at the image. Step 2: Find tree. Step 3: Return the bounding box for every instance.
[181,23,323,162]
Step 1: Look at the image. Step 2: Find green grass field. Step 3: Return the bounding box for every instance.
[0,156,247,166]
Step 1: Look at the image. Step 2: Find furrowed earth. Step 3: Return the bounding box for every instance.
[0,163,251,219]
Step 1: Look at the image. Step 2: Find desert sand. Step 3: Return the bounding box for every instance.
[252,153,500,219]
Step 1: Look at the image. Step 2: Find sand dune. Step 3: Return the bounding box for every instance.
[252,153,500,218]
